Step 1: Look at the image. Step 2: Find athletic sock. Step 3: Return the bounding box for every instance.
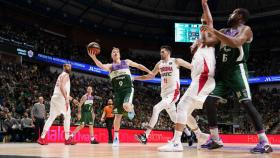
[210,127,219,141]
[257,131,269,144]
[174,130,183,143]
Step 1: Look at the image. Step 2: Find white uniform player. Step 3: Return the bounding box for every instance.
[37,64,78,145]
[134,46,192,144]
[158,0,217,152]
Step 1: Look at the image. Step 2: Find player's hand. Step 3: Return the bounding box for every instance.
[201,0,208,4]
[77,113,81,120]
[101,118,105,122]
[200,25,214,33]
[72,99,79,105]
[88,50,96,58]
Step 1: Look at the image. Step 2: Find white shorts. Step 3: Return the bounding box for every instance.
[183,46,216,109]
[49,95,71,117]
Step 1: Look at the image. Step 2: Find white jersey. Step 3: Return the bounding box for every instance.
[159,58,180,97]
[53,71,71,97]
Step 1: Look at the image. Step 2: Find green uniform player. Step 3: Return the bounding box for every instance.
[70,86,99,144]
[88,47,152,147]
[109,60,134,115]
[201,8,272,153]
[210,35,252,102]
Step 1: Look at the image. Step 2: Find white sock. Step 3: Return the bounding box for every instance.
[145,129,152,137]
[193,128,202,137]
[174,130,183,143]
[210,128,219,141]
[258,132,269,144]
[184,128,191,136]
[114,131,119,139]
[41,130,47,139]
[90,136,95,141]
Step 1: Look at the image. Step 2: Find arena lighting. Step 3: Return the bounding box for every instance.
[33,53,280,85]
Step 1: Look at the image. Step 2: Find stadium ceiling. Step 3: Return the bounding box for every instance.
[2,0,280,37]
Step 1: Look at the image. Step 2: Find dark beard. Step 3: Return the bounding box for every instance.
[227,18,236,27]
[65,69,71,74]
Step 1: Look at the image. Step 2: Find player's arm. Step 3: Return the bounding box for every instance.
[78,95,87,113]
[201,0,213,28]
[134,61,160,81]
[202,25,253,48]
[88,52,112,71]
[125,59,152,74]
[101,108,106,122]
[175,58,192,70]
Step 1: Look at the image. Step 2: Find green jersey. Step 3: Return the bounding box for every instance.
[216,28,252,72]
[82,95,94,112]
[109,60,133,92]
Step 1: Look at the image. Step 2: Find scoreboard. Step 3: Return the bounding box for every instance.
[175,23,201,43]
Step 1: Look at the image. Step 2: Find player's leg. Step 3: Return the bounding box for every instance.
[63,105,75,145]
[40,97,59,139]
[112,114,122,147]
[71,123,85,137]
[158,95,193,151]
[234,64,272,153]
[122,88,135,120]
[89,112,99,144]
[135,99,166,144]
[202,80,227,149]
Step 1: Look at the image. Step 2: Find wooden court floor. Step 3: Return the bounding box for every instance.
[0,143,279,158]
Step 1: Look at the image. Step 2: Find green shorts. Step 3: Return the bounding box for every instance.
[113,87,134,114]
[210,63,252,102]
[77,111,94,125]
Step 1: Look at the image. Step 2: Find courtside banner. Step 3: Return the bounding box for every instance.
[46,126,280,144]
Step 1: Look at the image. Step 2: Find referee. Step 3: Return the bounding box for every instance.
[101,99,114,143]
[31,96,46,141]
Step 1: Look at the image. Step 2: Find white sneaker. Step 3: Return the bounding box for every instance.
[112,138,119,147]
[158,141,183,152]
[197,133,210,149]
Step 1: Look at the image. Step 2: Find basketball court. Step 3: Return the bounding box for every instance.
[0,143,279,158]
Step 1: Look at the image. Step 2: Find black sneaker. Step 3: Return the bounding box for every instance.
[250,141,273,154]
[201,138,223,149]
[91,139,99,144]
[135,133,147,144]
[187,134,194,147]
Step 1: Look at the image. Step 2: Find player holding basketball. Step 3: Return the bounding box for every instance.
[88,46,152,147]
[69,86,99,144]
[158,0,217,151]
[199,6,273,153]
[134,45,193,145]
[37,64,78,145]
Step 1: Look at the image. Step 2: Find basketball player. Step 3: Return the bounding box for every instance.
[200,8,273,153]
[158,0,217,151]
[37,64,78,145]
[69,86,99,144]
[88,47,152,147]
[134,45,193,145]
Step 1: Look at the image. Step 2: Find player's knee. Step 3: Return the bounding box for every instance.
[123,103,133,112]
[152,105,161,115]
[80,124,85,128]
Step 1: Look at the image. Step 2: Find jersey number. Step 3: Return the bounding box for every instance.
[119,81,123,86]
[222,54,228,62]
[164,78,168,84]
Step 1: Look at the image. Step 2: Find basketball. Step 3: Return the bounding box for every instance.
[87,42,101,55]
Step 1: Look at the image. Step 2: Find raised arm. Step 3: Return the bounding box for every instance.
[134,61,160,81]
[175,58,192,70]
[202,25,253,48]
[201,0,213,28]
[88,52,112,71]
[125,59,152,74]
